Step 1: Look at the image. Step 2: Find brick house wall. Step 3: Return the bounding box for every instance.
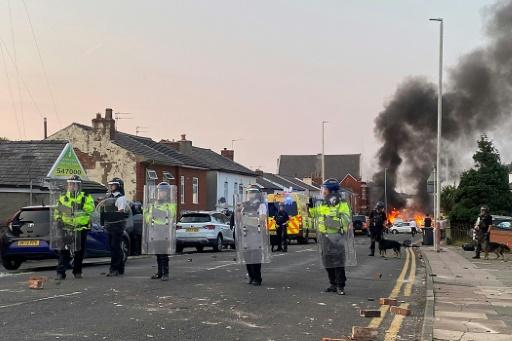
[49,123,138,198]
[341,174,369,215]
[135,163,207,214]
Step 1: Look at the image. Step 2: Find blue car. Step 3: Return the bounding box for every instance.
[0,205,131,270]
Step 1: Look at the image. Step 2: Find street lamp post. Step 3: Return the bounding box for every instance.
[321,121,328,182]
[430,18,443,252]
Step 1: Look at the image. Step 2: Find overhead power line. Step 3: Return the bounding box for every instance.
[0,43,23,139]
[22,0,61,127]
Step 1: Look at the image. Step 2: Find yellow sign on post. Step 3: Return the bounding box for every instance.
[47,143,88,180]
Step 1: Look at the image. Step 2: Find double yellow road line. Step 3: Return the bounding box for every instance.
[367,247,417,341]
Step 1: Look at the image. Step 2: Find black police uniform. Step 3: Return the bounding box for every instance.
[369,209,386,256]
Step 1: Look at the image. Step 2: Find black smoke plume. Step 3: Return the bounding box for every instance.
[373,0,512,211]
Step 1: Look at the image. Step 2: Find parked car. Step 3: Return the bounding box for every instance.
[490,215,512,248]
[0,205,131,271]
[389,221,417,234]
[352,215,368,235]
[176,211,235,253]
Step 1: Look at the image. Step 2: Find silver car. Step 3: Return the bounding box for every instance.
[176,212,235,252]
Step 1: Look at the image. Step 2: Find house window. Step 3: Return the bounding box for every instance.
[239,183,243,195]
[224,181,228,202]
[146,169,158,186]
[163,171,175,182]
[180,176,185,204]
[192,177,199,204]
[233,182,238,205]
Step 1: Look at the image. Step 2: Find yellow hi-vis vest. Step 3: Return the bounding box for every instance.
[144,202,177,225]
[54,191,95,230]
[309,201,351,234]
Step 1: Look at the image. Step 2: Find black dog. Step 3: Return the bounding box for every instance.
[378,238,401,257]
[484,242,510,260]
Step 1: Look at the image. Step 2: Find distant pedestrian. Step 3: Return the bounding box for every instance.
[368,202,386,257]
[424,214,432,228]
[274,203,289,252]
[473,206,493,259]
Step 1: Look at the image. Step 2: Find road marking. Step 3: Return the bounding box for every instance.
[0,272,34,278]
[383,303,410,341]
[384,248,417,340]
[404,248,416,297]
[206,262,237,271]
[295,248,315,253]
[0,291,82,309]
[368,247,411,329]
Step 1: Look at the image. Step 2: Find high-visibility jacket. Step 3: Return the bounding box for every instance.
[54,191,95,230]
[309,200,351,234]
[145,202,177,225]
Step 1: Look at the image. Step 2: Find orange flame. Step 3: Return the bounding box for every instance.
[414,214,425,227]
[387,208,400,224]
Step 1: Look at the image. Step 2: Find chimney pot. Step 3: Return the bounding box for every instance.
[181,134,187,141]
[96,113,101,119]
[105,108,113,120]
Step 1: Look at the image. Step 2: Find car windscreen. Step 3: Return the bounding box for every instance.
[353,215,365,222]
[17,210,49,223]
[180,214,211,223]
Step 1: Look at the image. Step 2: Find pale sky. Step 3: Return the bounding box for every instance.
[0,0,492,177]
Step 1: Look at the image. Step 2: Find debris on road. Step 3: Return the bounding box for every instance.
[28,276,47,289]
[379,298,397,306]
[359,309,381,318]
[352,326,378,340]
[389,306,411,316]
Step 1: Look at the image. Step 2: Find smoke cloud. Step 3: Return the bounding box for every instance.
[373,0,512,211]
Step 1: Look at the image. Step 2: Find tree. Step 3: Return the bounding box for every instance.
[450,135,512,222]
[0,137,8,141]
[441,185,457,214]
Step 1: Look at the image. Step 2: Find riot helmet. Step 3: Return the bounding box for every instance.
[156,182,171,202]
[108,177,125,195]
[67,175,82,195]
[375,201,385,211]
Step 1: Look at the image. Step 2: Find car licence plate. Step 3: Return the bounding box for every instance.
[17,240,40,247]
[188,228,199,232]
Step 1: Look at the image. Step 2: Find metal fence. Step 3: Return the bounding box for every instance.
[445,222,473,244]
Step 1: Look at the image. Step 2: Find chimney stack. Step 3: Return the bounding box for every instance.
[221,148,234,161]
[43,117,48,139]
[91,108,116,140]
[255,169,264,176]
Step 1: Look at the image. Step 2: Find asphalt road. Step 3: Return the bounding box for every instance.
[0,234,426,341]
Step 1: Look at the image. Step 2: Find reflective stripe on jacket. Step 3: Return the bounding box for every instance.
[144,202,177,225]
[309,201,351,234]
[54,191,95,230]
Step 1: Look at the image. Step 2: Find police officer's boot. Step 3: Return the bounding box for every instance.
[151,259,163,279]
[161,258,169,282]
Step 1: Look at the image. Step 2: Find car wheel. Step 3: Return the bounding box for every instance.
[213,235,223,252]
[196,245,204,252]
[392,230,398,235]
[2,257,22,270]
[121,237,130,263]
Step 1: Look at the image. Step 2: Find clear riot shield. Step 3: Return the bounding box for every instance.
[95,196,132,233]
[313,196,357,268]
[142,184,177,255]
[235,190,271,264]
[49,180,82,252]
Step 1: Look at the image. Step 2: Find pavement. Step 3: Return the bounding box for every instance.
[421,244,512,341]
[0,235,425,341]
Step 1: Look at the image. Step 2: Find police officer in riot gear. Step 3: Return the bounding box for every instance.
[474,205,492,259]
[368,201,386,257]
[53,175,95,280]
[103,177,128,276]
[235,186,271,286]
[144,182,177,281]
[310,179,355,295]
